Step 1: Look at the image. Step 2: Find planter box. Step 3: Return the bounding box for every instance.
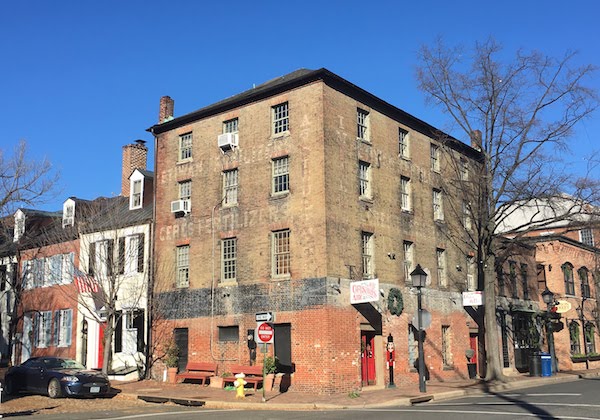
[208,376,224,388]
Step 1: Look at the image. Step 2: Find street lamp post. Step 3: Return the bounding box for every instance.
[411,264,427,393]
[577,297,589,370]
[541,287,557,374]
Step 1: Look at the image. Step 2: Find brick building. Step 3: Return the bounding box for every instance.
[149,68,497,394]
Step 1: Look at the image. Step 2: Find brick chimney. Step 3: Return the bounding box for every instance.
[470,130,482,151]
[159,96,174,123]
[121,140,148,196]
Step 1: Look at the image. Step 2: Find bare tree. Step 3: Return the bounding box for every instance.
[0,140,59,217]
[416,38,599,381]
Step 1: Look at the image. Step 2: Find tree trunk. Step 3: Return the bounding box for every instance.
[483,253,508,382]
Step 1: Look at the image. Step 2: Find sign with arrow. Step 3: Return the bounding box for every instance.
[255,312,274,322]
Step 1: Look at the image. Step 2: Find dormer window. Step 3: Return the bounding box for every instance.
[63,201,75,228]
[13,210,25,242]
[129,170,145,210]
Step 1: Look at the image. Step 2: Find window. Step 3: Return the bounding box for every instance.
[403,241,414,282]
[579,267,591,298]
[437,248,447,287]
[408,325,417,369]
[509,261,517,298]
[89,239,114,278]
[272,102,289,135]
[53,309,72,347]
[399,128,409,158]
[467,256,476,291]
[178,132,193,161]
[131,180,142,209]
[460,159,469,181]
[563,263,575,295]
[221,237,237,282]
[179,180,191,201]
[176,245,190,288]
[223,118,238,134]
[118,234,144,275]
[569,321,581,355]
[462,201,472,230]
[361,232,374,279]
[498,268,505,296]
[357,108,369,141]
[359,161,372,198]
[441,325,453,367]
[0,265,6,292]
[223,169,238,205]
[272,229,290,277]
[585,322,596,354]
[400,177,411,211]
[520,263,529,300]
[63,203,74,227]
[433,189,444,221]
[272,156,289,194]
[580,228,594,247]
[35,311,52,348]
[430,143,440,172]
[218,326,239,342]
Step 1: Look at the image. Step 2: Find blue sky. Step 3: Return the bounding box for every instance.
[2,0,599,211]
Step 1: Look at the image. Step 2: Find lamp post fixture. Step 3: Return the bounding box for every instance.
[541,287,557,374]
[411,264,427,393]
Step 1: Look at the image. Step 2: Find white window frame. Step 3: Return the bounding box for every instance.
[176,245,190,288]
[401,176,411,211]
[272,102,289,135]
[430,143,440,172]
[272,229,291,277]
[403,241,414,282]
[131,179,143,209]
[433,189,444,221]
[63,202,75,227]
[362,232,374,279]
[357,108,369,141]
[441,325,453,367]
[359,161,372,199]
[221,237,237,282]
[178,132,193,161]
[223,118,239,134]
[580,228,594,247]
[463,201,472,230]
[399,128,409,158]
[272,156,290,195]
[54,309,72,347]
[223,169,239,206]
[179,180,192,201]
[35,311,52,348]
[437,248,447,287]
[124,235,140,274]
[466,256,476,291]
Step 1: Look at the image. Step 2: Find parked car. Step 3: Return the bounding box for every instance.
[4,357,111,398]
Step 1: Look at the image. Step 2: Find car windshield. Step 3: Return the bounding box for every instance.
[44,358,86,370]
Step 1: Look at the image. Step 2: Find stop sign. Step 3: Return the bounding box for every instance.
[256,322,274,344]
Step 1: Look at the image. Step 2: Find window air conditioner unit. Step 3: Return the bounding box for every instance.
[171,199,191,214]
[218,133,239,150]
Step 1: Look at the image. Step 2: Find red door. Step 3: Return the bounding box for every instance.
[469,334,478,365]
[97,323,106,369]
[361,333,376,385]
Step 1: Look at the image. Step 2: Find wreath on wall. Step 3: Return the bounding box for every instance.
[387,287,404,316]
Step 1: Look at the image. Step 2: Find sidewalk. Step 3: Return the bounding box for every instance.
[114,369,600,410]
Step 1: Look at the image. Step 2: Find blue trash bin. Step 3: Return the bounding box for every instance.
[540,352,552,376]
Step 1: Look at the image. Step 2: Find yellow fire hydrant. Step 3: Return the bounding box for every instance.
[234,373,247,399]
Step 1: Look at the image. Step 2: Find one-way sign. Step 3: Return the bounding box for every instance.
[255,312,274,322]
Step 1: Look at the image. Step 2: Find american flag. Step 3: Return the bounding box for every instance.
[74,267,99,293]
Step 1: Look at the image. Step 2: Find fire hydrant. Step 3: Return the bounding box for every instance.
[234,373,247,399]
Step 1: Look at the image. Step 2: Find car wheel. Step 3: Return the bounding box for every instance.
[5,377,15,395]
[47,378,63,399]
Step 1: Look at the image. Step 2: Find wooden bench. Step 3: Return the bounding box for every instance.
[176,362,218,385]
[222,365,264,390]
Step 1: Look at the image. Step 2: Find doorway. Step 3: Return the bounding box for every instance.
[361,332,376,385]
[274,323,292,373]
[174,328,188,372]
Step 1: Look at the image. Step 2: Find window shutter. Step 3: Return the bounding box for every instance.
[34,312,40,347]
[107,239,114,276]
[44,312,52,347]
[134,309,145,352]
[67,253,74,284]
[137,234,145,273]
[118,237,125,275]
[65,310,72,346]
[53,310,59,346]
[114,311,122,353]
[89,242,96,276]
